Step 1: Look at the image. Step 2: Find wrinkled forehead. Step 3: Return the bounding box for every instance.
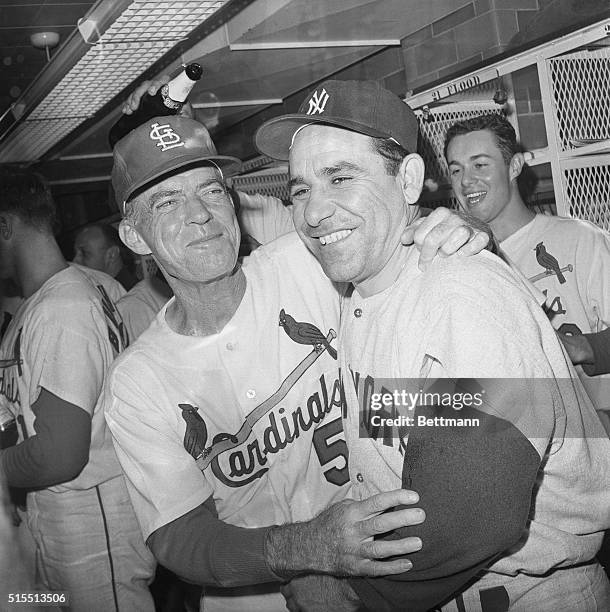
[290,123,375,163]
[291,123,372,153]
[289,124,381,174]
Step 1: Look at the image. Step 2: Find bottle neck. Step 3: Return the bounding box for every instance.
[166,71,197,104]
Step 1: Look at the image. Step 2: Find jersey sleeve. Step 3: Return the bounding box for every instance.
[103,360,211,539]
[578,226,610,374]
[1,391,91,488]
[350,271,558,611]
[580,224,610,332]
[25,301,109,415]
[235,192,294,246]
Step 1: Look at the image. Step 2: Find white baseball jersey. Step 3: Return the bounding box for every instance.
[340,248,610,610]
[117,277,172,341]
[0,265,126,490]
[104,232,350,612]
[501,213,610,412]
[70,262,127,305]
[0,265,155,609]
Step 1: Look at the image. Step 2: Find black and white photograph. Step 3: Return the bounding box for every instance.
[1,1,609,610]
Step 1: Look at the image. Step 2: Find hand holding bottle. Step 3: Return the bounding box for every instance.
[109,63,201,147]
[121,75,169,115]
[121,76,194,118]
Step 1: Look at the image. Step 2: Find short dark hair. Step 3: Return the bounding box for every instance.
[0,166,57,232]
[444,113,518,165]
[372,137,410,175]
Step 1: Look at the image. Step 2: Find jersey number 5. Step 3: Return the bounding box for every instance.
[313,417,349,486]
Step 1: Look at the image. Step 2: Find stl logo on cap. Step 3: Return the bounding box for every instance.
[306,88,329,115]
[149,122,186,152]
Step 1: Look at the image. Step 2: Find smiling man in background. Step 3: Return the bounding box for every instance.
[0,166,154,611]
[444,113,610,432]
[74,222,138,290]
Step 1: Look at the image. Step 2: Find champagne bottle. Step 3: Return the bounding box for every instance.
[108,62,203,148]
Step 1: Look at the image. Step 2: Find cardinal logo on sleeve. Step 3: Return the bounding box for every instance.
[180,403,208,459]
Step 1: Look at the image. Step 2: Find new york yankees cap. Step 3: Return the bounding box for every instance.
[255,79,419,161]
[111,115,242,213]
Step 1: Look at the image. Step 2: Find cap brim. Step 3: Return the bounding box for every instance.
[255,114,392,161]
[123,153,242,207]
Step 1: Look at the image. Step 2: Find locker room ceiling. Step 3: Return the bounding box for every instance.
[0,0,608,190]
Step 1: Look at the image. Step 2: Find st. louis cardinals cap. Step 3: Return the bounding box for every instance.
[112,115,242,213]
[255,79,419,161]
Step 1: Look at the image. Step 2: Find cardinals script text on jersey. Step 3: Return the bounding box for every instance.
[179,309,347,488]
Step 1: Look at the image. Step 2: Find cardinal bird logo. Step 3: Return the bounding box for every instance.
[180,403,209,459]
[279,309,337,360]
[192,311,338,474]
[535,242,566,284]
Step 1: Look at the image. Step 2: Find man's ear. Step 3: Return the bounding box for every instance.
[119,219,152,256]
[397,154,425,205]
[509,152,525,182]
[105,244,121,267]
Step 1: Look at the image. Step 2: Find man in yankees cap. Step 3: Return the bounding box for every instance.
[102,106,492,612]
[255,79,610,610]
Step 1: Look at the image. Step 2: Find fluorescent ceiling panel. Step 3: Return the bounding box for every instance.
[0,0,229,162]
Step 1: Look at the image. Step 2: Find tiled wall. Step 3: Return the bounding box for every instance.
[401,0,540,92]
[215,0,607,163]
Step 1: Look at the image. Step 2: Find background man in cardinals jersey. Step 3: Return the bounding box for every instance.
[0,167,154,610]
[444,113,610,433]
[255,79,610,611]
[102,111,489,612]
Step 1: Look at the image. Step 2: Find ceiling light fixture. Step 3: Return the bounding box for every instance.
[30,32,60,62]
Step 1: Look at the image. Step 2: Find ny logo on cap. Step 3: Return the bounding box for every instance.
[150,123,186,152]
[306,88,329,115]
